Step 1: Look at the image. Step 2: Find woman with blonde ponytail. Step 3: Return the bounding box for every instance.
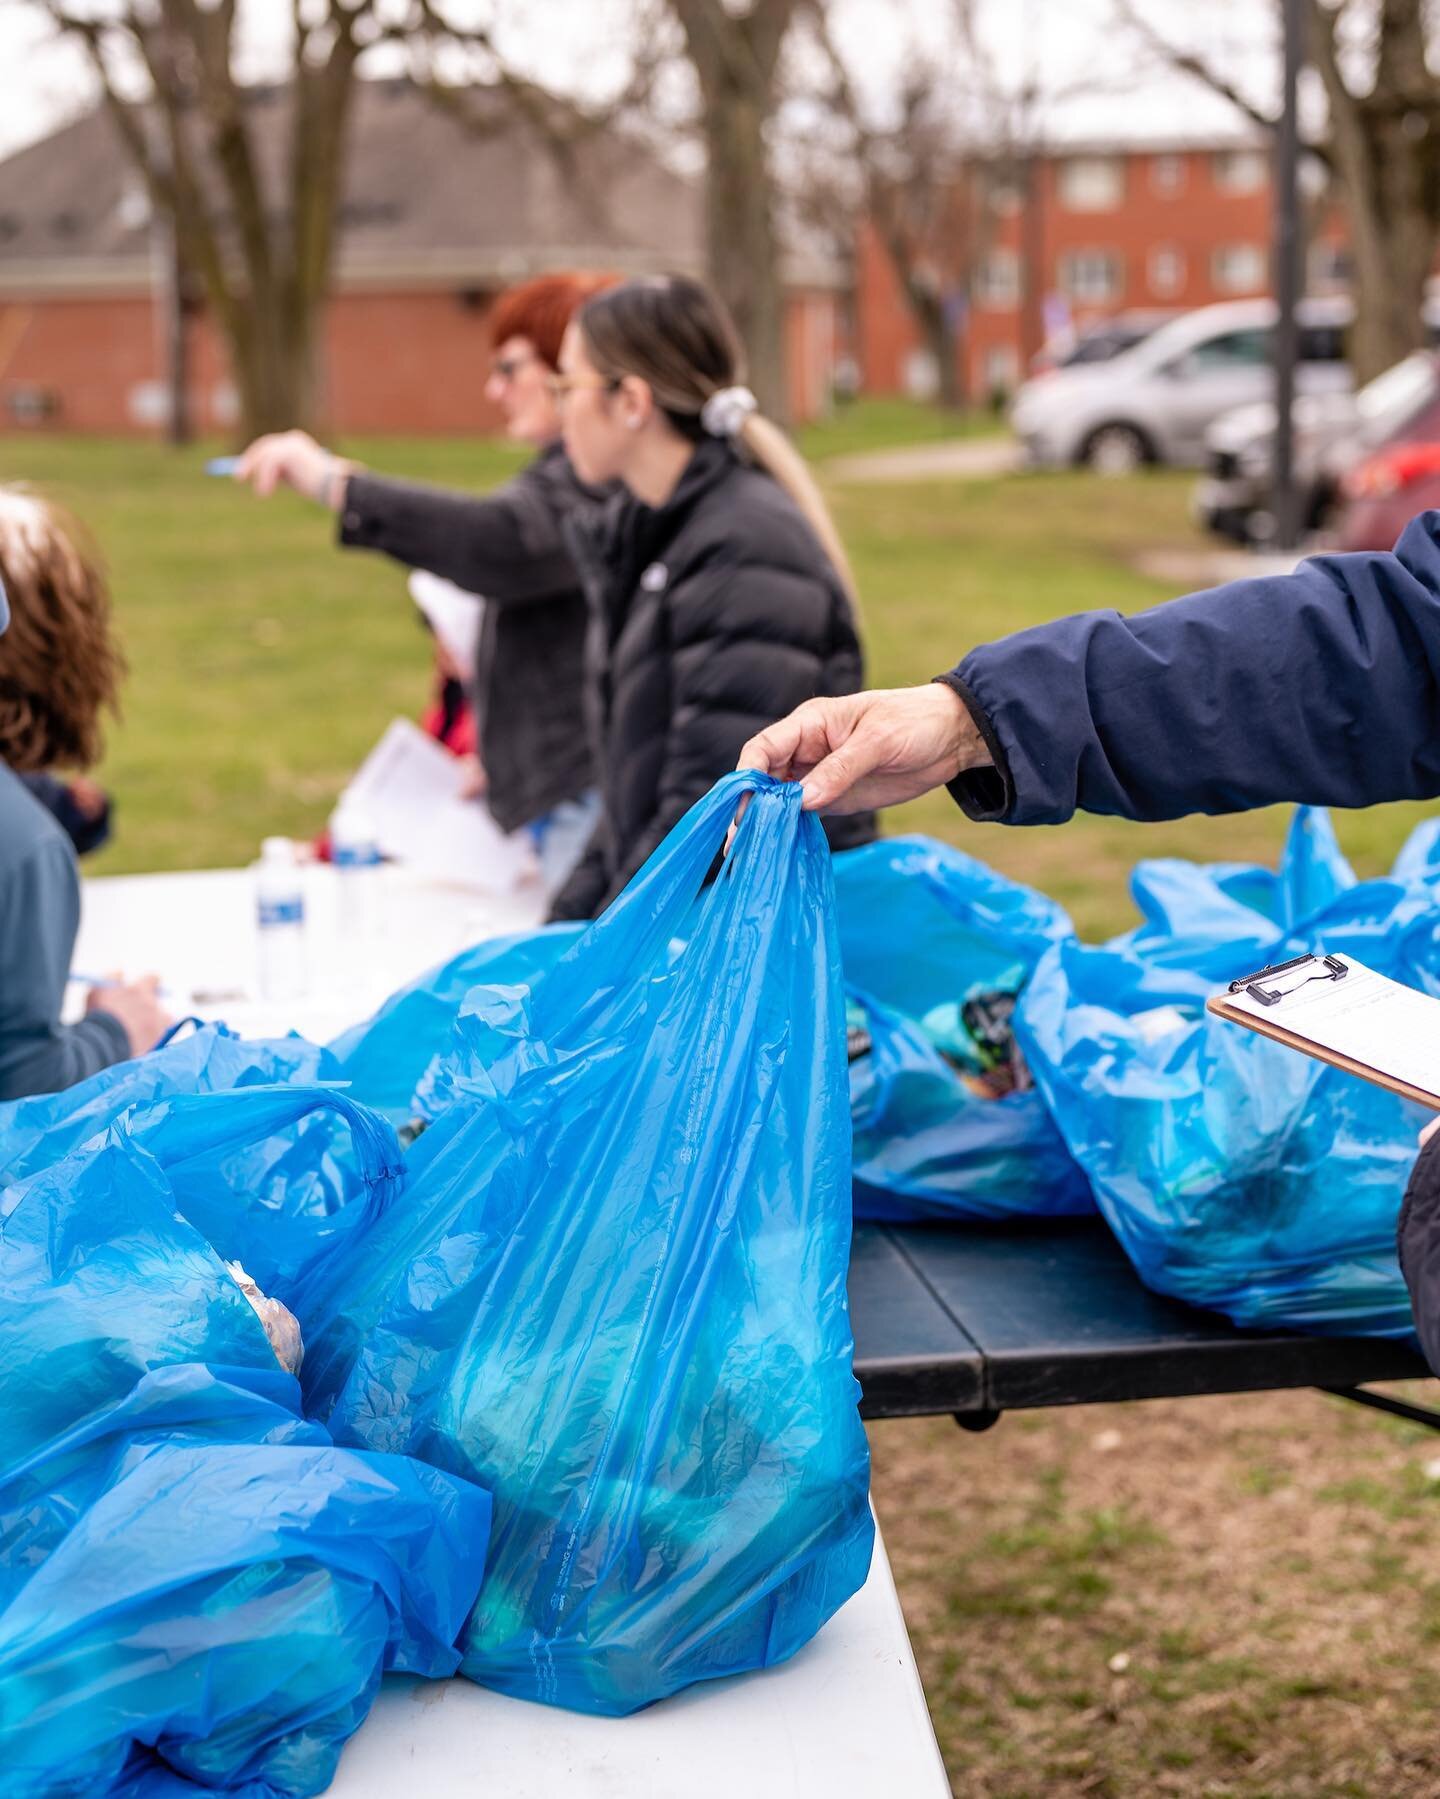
[546,273,875,920]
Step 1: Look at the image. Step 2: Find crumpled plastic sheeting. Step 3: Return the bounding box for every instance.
[304,773,874,1716]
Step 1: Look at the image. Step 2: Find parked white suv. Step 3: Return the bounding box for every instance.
[1010,298,1354,474]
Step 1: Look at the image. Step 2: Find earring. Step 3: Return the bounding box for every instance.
[626,416,641,431]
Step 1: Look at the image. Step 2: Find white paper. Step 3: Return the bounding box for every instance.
[341,718,537,893]
[1223,953,1440,1102]
[409,570,485,678]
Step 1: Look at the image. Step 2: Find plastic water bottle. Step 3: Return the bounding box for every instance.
[329,796,383,944]
[255,836,307,1001]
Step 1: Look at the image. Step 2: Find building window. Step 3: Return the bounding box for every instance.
[1212,148,1268,194]
[1059,249,1122,304]
[1150,153,1185,196]
[1148,245,1185,298]
[1211,243,1267,294]
[982,345,1020,398]
[987,175,1023,217]
[1057,155,1123,212]
[975,248,1019,308]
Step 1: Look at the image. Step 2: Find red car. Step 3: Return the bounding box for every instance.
[1334,434,1440,551]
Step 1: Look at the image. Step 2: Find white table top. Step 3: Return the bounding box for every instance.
[329,1527,948,1799]
[74,860,546,1044]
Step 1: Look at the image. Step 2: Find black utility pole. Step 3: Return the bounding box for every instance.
[1271,0,1305,550]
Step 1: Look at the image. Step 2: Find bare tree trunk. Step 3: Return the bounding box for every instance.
[669,0,800,421]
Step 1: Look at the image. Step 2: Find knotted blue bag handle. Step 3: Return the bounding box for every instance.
[117,1083,404,1195]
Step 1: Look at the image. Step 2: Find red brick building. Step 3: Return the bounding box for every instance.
[858,137,1348,403]
[0,82,845,436]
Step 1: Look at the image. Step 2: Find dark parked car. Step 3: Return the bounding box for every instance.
[1194,349,1440,546]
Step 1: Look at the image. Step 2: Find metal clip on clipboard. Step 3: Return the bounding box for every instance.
[1227,952,1349,1009]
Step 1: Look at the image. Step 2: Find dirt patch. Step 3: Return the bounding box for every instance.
[873,1383,1440,1797]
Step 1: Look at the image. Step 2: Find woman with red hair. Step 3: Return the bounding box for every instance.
[235,271,617,856]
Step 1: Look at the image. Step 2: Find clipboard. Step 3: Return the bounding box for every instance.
[1206,951,1440,1109]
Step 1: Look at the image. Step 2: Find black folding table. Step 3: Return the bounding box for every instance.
[847,1218,1440,1433]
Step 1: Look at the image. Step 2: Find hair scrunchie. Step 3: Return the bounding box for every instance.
[699,385,758,438]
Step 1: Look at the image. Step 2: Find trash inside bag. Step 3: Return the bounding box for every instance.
[327,925,582,1123]
[833,836,1090,1220]
[0,1126,490,1799]
[1016,809,1439,1336]
[306,772,874,1715]
[847,987,1093,1223]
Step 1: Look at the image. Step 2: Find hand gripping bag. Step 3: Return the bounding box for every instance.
[831,837,1089,1220]
[307,772,874,1715]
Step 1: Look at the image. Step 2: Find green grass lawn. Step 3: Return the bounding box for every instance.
[6,430,1429,940]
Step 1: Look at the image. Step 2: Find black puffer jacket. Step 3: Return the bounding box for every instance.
[339,444,602,833]
[550,437,876,920]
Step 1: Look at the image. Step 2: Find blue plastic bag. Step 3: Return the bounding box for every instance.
[0,1366,489,1799]
[832,836,1088,1220]
[848,986,1092,1223]
[306,773,874,1715]
[1016,810,1439,1335]
[116,1085,405,1325]
[0,1125,490,1798]
[327,925,582,1122]
[0,1023,336,1183]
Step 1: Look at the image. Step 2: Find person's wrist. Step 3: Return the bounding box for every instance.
[320,456,354,511]
[930,680,987,779]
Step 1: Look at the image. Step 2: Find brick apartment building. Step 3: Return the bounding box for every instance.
[0,81,845,437]
[858,135,1349,404]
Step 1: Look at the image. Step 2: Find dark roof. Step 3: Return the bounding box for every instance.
[0,80,843,295]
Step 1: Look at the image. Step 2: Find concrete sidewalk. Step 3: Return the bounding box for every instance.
[821,436,1019,484]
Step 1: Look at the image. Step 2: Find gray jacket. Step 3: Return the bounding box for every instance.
[0,766,128,1101]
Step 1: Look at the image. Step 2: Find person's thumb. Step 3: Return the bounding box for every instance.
[799,737,874,812]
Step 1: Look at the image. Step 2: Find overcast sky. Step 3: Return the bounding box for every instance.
[0,0,1279,163]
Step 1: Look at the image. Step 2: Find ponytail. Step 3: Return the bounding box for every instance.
[578,274,860,607]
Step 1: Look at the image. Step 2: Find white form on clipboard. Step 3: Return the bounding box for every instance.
[1207,953,1440,1109]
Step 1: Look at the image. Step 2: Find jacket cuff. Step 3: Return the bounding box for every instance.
[336,472,384,549]
[932,670,1015,822]
[1397,1129,1440,1371]
[81,1008,132,1063]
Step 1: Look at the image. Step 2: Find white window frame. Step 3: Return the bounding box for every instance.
[1212,148,1268,195]
[1148,244,1185,298]
[974,247,1020,309]
[1150,153,1185,197]
[1057,155,1124,213]
[1059,249,1122,304]
[1211,242,1267,294]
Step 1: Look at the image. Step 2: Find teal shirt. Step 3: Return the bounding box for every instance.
[0,766,128,1100]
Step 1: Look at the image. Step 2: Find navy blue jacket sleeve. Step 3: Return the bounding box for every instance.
[939,511,1440,826]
